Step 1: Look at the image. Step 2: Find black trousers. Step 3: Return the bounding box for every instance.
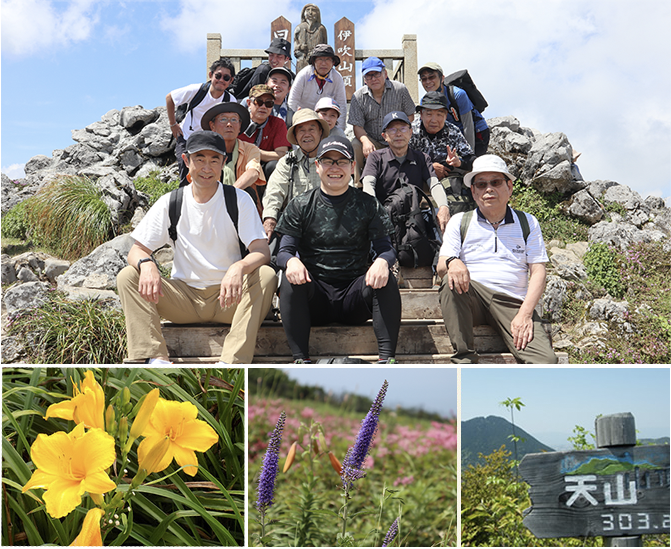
[279,272,401,360]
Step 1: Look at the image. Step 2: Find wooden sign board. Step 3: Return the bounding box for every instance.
[271,16,291,45]
[519,445,670,538]
[334,17,355,100]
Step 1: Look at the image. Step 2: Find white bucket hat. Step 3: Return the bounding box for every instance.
[463,154,516,188]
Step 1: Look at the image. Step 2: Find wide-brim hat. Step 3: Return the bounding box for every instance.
[267,66,295,85]
[286,109,330,145]
[201,102,250,134]
[265,38,291,57]
[308,44,340,67]
[463,154,516,188]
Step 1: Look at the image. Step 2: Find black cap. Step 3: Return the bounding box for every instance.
[316,135,354,161]
[308,44,341,66]
[381,111,412,132]
[265,38,291,57]
[267,66,294,85]
[416,91,449,112]
[185,131,228,158]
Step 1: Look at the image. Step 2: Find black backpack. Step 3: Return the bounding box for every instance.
[443,69,488,123]
[383,176,442,268]
[168,183,246,258]
[229,66,258,99]
[175,82,230,130]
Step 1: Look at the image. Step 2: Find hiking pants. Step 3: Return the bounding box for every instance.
[439,278,557,364]
[117,265,276,363]
[279,273,401,361]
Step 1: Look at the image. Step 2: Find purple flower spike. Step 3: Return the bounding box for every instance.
[256,410,286,516]
[341,380,388,490]
[382,518,399,547]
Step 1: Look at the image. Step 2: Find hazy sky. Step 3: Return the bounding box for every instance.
[461,367,670,450]
[2,0,670,201]
[281,367,458,418]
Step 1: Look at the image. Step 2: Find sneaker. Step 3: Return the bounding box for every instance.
[147,358,173,364]
[293,358,312,364]
[214,361,229,365]
[377,357,397,364]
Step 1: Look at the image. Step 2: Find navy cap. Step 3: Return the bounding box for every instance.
[185,131,228,158]
[416,91,449,112]
[316,135,355,161]
[381,111,412,132]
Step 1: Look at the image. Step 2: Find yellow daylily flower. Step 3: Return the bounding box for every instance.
[137,399,219,477]
[45,370,105,430]
[22,423,116,519]
[130,388,160,439]
[70,507,105,546]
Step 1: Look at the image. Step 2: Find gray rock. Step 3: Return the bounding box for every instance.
[58,285,122,309]
[531,160,584,194]
[486,116,521,132]
[101,109,121,125]
[120,149,144,174]
[644,195,666,211]
[565,241,589,260]
[587,180,619,200]
[1,256,17,284]
[16,266,39,282]
[629,208,650,228]
[589,298,629,322]
[1,335,25,363]
[154,246,174,265]
[119,106,158,133]
[44,258,71,283]
[56,234,135,291]
[588,219,645,250]
[85,121,113,137]
[602,184,642,211]
[24,155,53,175]
[549,247,588,280]
[96,171,136,224]
[134,162,163,179]
[61,143,107,169]
[541,275,567,322]
[3,281,51,314]
[566,189,604,224]
[139,123,173,156]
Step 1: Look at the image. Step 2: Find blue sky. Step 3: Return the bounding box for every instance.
[461,367,670,450]
[2,0,670,202]
[283,367,458,418]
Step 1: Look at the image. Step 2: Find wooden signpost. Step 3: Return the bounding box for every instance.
[519,413,670,544]
[334,17,355,101]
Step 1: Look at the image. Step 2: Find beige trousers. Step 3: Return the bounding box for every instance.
[117,265,277,364]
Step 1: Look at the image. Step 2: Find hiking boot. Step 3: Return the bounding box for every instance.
[377,357,397,364]
[293,358,312,364]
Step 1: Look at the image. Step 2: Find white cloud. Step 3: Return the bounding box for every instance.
[2,163,26,179]
[1,0,99,56]
[160,0,297,53]
[356,0,671,198]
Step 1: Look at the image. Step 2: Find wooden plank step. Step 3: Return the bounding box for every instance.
[161,320,508,358]
[125,352,569,364]
[401,288,441,319]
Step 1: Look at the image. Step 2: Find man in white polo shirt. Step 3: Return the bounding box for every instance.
[436,154,557,364]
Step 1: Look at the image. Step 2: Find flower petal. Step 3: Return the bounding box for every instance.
[42,477,85,519]
[70,507,104,546]
[138,436,175,474]
[174,419,219,452]
[45,398,77,422]
[172,445,200,477]
[72,428,116,477]
[81,471,116,495]
[22,469,59,492]
[30,431,74,476]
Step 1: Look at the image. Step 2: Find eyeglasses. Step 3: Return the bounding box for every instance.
[472,179,507,190]
[216,116,240,125]
[319,158,352,167]
[254,98,275,108]
[364,71,383,81]
[384,125,410,135]
[213,73,232,82]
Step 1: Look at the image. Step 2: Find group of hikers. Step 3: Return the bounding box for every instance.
[117,36,558,365]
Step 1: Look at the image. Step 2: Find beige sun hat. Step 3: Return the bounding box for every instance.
[463,154,516,188]
[286,109,330,145]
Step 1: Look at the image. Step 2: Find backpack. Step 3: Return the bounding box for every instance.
[168,183,246,258]
[175,82,230,130]
[229,66,257,99]
[383,176,442,268]
[459,209,530,244]
[443,69,488,123]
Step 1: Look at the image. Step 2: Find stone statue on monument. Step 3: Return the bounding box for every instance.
[294,4,328,72]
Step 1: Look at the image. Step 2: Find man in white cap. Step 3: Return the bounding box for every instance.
[436,154,557,364]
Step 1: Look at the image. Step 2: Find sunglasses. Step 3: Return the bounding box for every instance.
[253,98,275,108]
[472,179,507,190]
[213,73,232,82]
